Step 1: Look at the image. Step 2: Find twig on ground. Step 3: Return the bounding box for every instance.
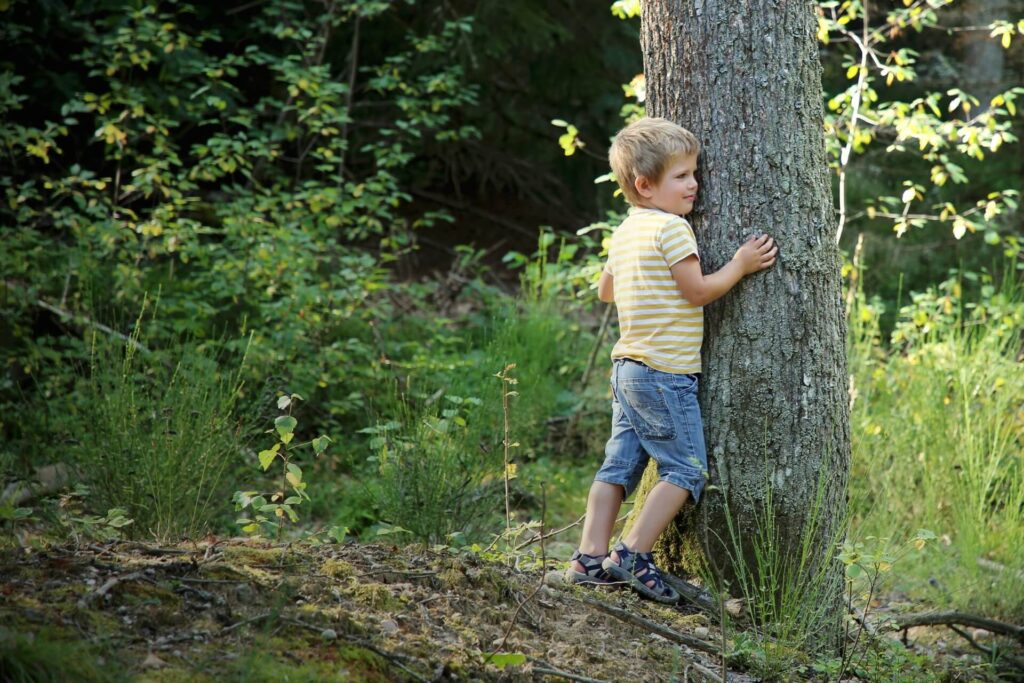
[661,573,719,616]
[531,661,610,683]
[687,659,727,683]
[78,571,149,609]
[514,514,584,551]
[281,617,429,682]
[219,611,275,635]
[580,596,719,656]
[948,625,1024,671]
[891,611,1024,642]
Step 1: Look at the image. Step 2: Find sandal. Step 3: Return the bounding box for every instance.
[602,541,680,604]
[565,549,614,585]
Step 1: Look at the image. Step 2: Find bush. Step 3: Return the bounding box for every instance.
[66,323,250,541]
[848,266,1024,617]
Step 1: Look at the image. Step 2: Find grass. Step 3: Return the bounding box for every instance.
[847,265,1024,619]
[65,311,252,541]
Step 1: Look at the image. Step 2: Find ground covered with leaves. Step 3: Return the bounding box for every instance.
[1,539,1021,682]
[0,538,742,682]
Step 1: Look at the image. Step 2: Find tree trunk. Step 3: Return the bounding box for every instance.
[631,0,851,648]
[955,0,1008,105]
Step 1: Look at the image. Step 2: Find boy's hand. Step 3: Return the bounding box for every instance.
[733,234,778,275]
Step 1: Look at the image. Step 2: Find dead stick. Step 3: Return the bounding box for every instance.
[32,295,151,354]
[891,611,1024,642]
[948,625,1024,671]
[514,514,584,550]
[219,612,275,635]
[531,663,610,683]
[77,571,148,609]
[580,596,719,656]
[581,598,716,655]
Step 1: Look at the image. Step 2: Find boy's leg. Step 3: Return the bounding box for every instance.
[618,480,689,554]
[571,480,624,573]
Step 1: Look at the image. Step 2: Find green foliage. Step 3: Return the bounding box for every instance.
[365,391,496,543]
[819,1,1022,244]
[0,0,483,455]
[848,262,1024,617]
[711,474,842,680]
[234,393,332,537]
[66,317,249,541]
[0,627,125,683]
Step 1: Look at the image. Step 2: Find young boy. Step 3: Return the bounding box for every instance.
[567,117,777,603]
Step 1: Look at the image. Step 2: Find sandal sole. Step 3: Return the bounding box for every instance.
[564,568,616,585]
[602,561,680,604]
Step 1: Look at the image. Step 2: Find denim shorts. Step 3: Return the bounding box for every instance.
[594,358,708,502]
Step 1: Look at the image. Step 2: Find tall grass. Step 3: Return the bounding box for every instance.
[68,318,250,541]
[847,266,1024,618]
[365,234,610,541]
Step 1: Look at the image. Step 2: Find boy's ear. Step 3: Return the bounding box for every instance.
[634,174,655,199]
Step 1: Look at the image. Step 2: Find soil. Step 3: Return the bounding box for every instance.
[1,538,1020,682]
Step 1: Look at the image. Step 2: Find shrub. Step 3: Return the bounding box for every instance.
[67,322,250,541]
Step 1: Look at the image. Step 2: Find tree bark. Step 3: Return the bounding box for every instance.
[631,0,851,649]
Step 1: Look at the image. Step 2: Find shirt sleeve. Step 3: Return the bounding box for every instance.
[659,218,699,268]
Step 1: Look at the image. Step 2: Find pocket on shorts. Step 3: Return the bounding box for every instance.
[619,385,676,441]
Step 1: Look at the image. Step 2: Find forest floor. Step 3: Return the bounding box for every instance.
[0,538,1020,682]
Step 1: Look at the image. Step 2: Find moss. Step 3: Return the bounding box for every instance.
[220,545,285,565]
[344,581,399,610]
[218,644,396,683]
[138,668,214,683]
[320,558,354,579]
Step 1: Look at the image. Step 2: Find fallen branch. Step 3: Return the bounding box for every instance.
[580,596,719,656]
[891,611,1024,642]
[662,574,720,617]
[32,292,151,354]
[531,661,610,683]
[78,571,149,609]
[514,514,584,551]
[281,617,429,683]
[219,611,275,635]
[686,659,728,683]
[948,625,1024,672]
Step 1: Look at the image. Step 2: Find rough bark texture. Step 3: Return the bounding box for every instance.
[633,0,851,646]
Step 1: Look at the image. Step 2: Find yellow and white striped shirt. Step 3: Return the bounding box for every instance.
[607,207,703,374]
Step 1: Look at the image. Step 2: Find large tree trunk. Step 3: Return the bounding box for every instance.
[631,0,851,647]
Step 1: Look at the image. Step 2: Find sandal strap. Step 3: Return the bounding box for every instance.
[570,549,608,577]
[610,542,674,598]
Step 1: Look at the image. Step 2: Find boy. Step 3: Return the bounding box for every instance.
[567,117,777,603]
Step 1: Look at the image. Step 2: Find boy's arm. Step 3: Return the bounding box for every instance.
[598,268,614,303]
[670,234,777,306]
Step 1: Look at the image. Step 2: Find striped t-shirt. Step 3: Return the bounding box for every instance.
[607,207,703,374]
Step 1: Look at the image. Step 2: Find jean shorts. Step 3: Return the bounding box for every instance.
[594,358,708,502]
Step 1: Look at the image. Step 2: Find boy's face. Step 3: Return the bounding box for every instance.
[636,152,699,216]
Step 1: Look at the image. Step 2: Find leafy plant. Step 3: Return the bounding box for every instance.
[233,393,331,537]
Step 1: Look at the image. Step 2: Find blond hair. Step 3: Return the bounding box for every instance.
[609,118,700,206]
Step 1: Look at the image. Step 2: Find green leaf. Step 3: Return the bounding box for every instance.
[275,415,298,439]
[312,435,332,454]
[277,395,291,410]
[258,449,278,471]
[488,653,527,668]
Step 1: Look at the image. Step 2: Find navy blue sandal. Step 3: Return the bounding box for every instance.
[566,549,614,585]
[602,541,680,604]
